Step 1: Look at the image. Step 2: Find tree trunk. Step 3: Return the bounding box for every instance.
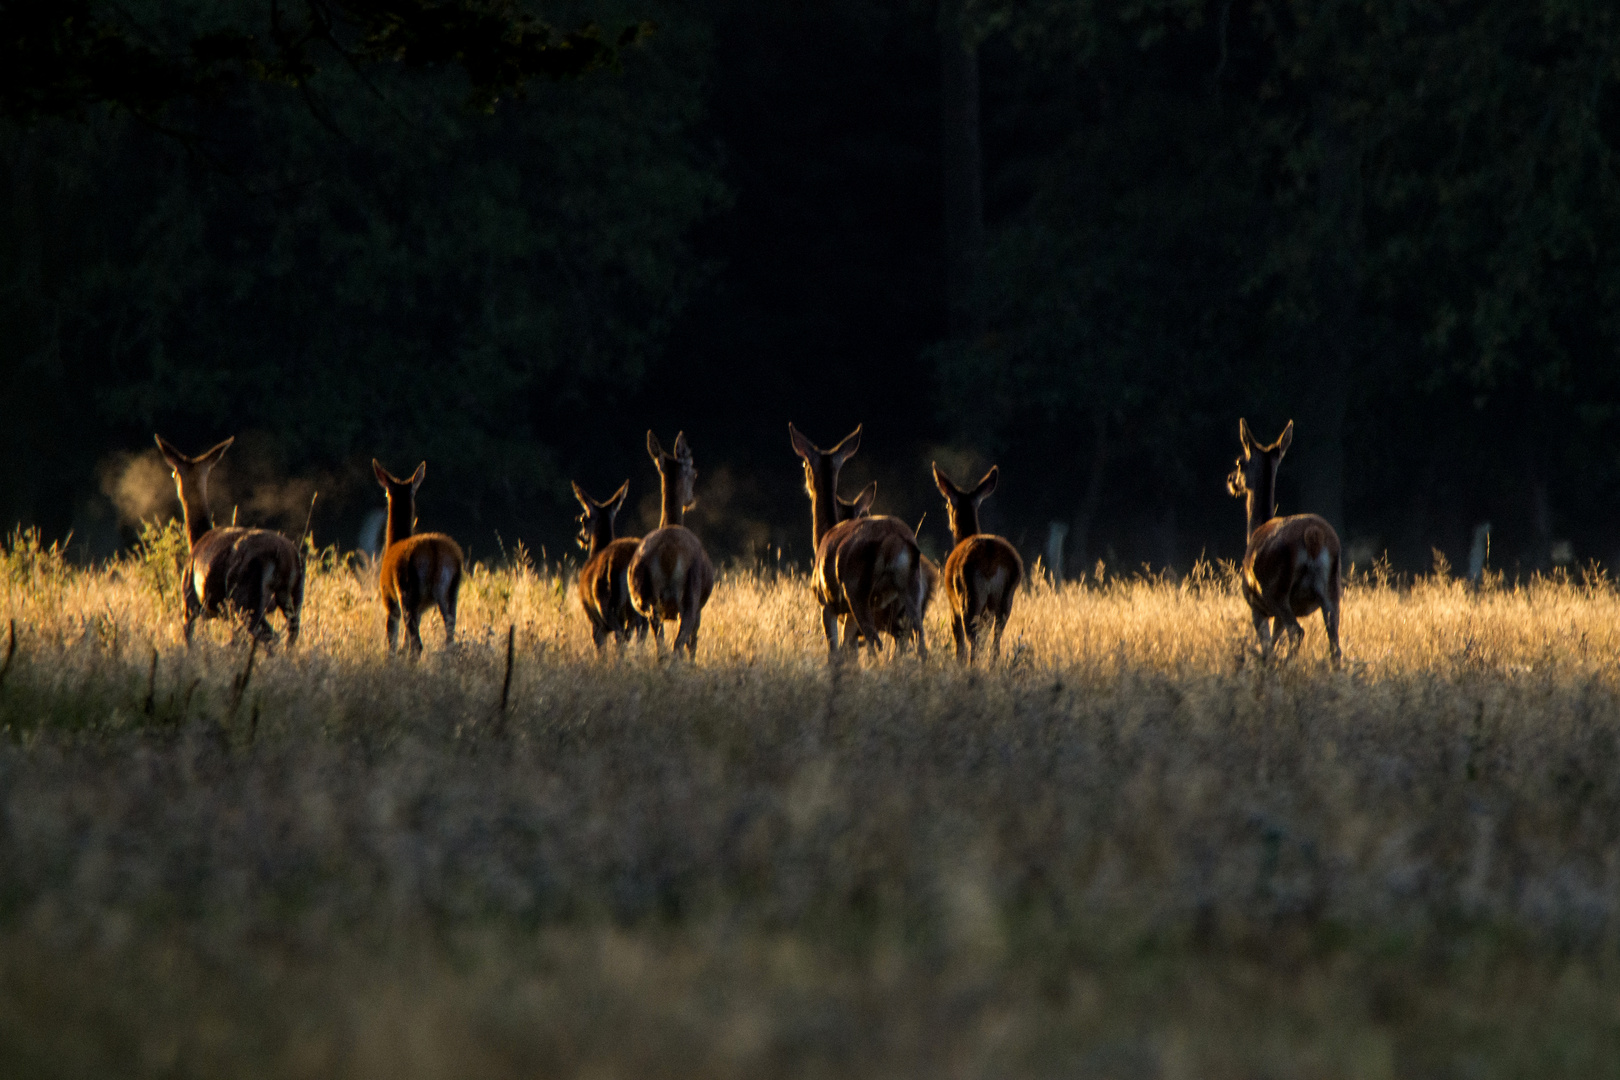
[939,0,983,337]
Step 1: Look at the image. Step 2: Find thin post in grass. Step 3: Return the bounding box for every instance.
[143,648,158,718]
[498,624,516,716]
[229,639,259,718]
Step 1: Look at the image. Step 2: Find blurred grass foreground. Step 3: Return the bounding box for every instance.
[4,522,1620,1078]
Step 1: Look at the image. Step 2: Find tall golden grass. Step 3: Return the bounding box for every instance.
[3,521,1620,1078]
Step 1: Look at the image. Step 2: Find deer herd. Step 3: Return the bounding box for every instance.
[152,417,1341,667]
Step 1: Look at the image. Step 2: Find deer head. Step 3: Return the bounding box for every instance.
[932,463,999,544]
[373,459,427,549]
[788,422,862,546]
[155,434,234,547]
[1227,419,1293,532]
[573,480,630,558]
[835,481,877,524]
[647,431,697,528]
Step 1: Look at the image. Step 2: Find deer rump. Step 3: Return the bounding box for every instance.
[188,527,303,638]
[814,516,927,650]
[379,533,463,617]
[580,537,647,640]
[1242,513,1341,619]
[629,526,714,623]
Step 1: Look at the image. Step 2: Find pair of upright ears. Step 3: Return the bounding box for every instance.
[788,422,861,467]
[933,462,998,502]
[373,460,426,491]
[572,480,630,514]
[1238,418,1294,457]
[648,431,692,463]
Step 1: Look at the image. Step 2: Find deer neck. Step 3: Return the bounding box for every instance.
[384,495,414,549]
[176,481,213,550]
[585,518,614,559]
[807,471,840,549]
[659,477,684,530]
[949,504,980,546]
[1245,467,1277,540]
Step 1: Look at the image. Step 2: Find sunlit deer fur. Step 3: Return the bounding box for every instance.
[628,432,715,659]
[155,435,304,647]
[789,422,928,661]
[373,460,463,657]
[933,463,1023,663]
[1226,419,1342,666]
[573,480,647,650]
[833,481,937,651]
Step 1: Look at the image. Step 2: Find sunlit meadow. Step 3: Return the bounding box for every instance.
[4,522,1620,1078]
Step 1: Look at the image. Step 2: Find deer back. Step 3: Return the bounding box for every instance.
[942,535,1023,617]
[379,532,464,614]
[629,526,714,622]
[1242,513,1341,614]
[189,526,303,614]
[815,515,923,615]
[581,536,645,634]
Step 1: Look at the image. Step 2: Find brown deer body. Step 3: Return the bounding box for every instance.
[933,464,1023,663]
[628,432,715,659]
[155,435,304,646]
[573,480,648,649]
[373,460,463,656]
[1226,419,1342,666]
[788,423,928,660]
[833,482,937,650]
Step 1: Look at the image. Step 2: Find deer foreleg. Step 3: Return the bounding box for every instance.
[675,603,701,660]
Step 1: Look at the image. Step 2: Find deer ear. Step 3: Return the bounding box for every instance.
[932,462,963,500]
[974,466,999,502]
[609,480,630,515]
[1276,421,1294,456]
[571,481,593,511]
[647,430,665,462]
[788,423,816,461]
[673,431,693,461]
[830,424,861,467]
[372,459,393,489]
[196,437,234,470]
[410,462,427,492]
[1239,418,1257,453]
[853,481,877,516]
[154,434,187,469]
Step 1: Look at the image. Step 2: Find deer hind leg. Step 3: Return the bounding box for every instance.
[675,601,702,660]
[822,607,843,660]
[436,569,459,648]
[1320,599,1342,668]
[991,596,1013,660]
[902,587,927,662]
[1274,615,1305,660]
[843,588,884,660]
[1250,606,1275,661]
[385,598,401,652]
[951,612,968,664]
[404,608,425,658]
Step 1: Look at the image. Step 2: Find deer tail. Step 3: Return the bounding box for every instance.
[1302,524,1325,560]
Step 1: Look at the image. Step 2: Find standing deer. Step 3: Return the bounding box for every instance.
[573,480,648,649]
[373,460,463,657]
[833,480,937,651]
[932,463,1023,663]
[155,435,304,647]
[1226,419,1342,666]
[788,422,927,660]
[628,432,715,659]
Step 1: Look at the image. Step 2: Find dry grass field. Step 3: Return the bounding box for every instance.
[5,521,1620,1078]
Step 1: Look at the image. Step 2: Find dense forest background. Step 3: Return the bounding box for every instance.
[3,0,1619,575]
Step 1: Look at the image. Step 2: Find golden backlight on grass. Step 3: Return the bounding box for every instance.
[4,522,1620,1077]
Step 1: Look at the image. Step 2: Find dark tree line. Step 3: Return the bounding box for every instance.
[2,0,1618,575]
